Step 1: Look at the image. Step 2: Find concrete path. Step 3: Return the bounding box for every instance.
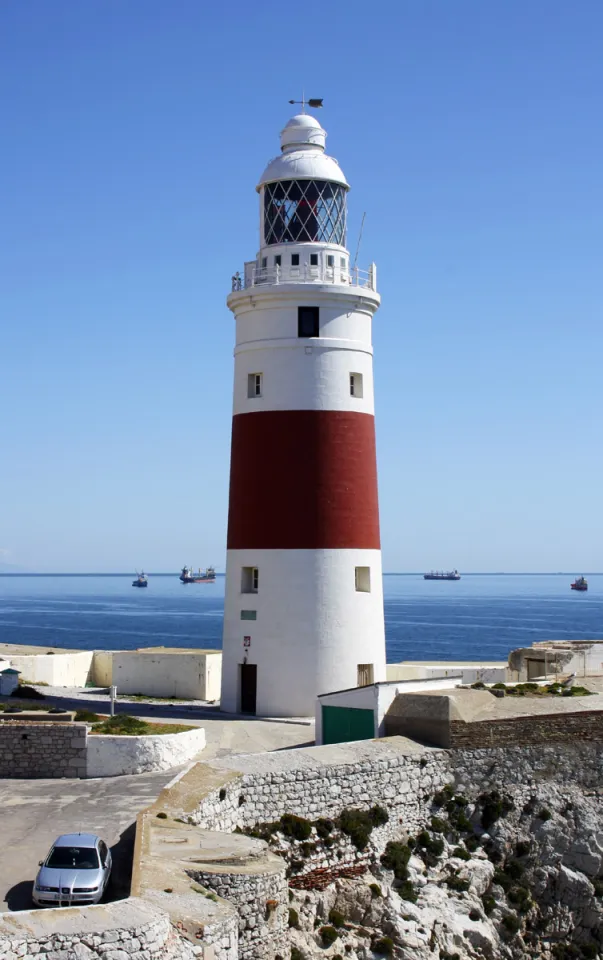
[0,770,177,913]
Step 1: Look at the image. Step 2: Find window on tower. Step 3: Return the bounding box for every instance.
[291,253,300,266]
[355,567,371,593]
[263,180,347,245]
[310,254,318,266]
[350,373,363,398]
[274,255,281,267]
[242,567,259,594]
[298,306,319,338]
[327,255,335,267]
[247,373,263,398]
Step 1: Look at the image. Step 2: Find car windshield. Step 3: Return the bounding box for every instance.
[46,846,99,869]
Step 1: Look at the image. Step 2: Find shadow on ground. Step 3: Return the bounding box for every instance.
[4,880,33,912]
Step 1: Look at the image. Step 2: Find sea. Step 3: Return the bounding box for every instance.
[0,574,602,663]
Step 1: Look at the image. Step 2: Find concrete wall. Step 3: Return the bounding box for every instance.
[92,649,114,686]
[0,721,87,778]
[111,651,221,701]
[86,726,206,777]
[508,641,603,682]
[9,650,94,687]
[386,662,506,684]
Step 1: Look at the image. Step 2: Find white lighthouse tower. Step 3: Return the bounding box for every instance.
[220,109,386,717]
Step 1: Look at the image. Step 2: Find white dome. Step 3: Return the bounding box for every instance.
[257,114,349,191]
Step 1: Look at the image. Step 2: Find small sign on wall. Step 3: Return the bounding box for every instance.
[243,636,251,648]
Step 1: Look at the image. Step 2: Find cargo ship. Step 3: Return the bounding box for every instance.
[571,576,588,592]
[424,570,461,581]
[179,565,216,584]
[132,572,148,588]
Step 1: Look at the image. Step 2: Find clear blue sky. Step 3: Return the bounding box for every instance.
[1,0,601,573]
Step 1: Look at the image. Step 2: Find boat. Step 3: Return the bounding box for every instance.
[424,570,461,581]
[571,576,588,592]
[179,565,216,584]
[132,571,148,588]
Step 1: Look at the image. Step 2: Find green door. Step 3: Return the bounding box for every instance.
[322,705,375,745]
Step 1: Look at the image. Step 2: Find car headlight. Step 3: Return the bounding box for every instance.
[35,886,53,892]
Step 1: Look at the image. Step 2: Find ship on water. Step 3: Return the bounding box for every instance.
[571,576,588,592]
[179,565,216,584]
[424,570,461,581]
[132,571,148,588]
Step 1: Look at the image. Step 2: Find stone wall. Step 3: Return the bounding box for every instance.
[0,721,87,778]
[188,867,288,960]
[0,898,197,960]
[187,737,603,841]
[449,710,603,747]
[86,727,206,777]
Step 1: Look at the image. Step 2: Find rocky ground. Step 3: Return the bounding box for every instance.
[257,780,603,960]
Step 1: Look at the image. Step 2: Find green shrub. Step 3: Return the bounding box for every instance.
[94,714,148,735]
[580,944,599,959]
[381,841,411,881]
[339,808,373,850]
[328,909,345,929]
[492,682,507,690]
[397,880,417,902]
[508,886,532,912]
[593,879,603,897]
[446,874,469,892]
[319,926,338,946]
[315,817,334,839]
[471,681,485,689]
[300,842,316,858]
[453,846,471,861]
[480,790,514,829]
[502,913,521,934]
[430,816,447,834]
[493,869,512,892]
[291,948,305,960]
[373,937,394,957]
[515,841,530,858]
[469,908,481,921]
[504,859,524,881]
[280,814,312,841]
[74,709,102,722]
[369,805,389,827]
[369,883,382,897]
[481,895,496,915]
[465,835,479,852]
[156,812,167,819]
[288,907,299,928]
[538,808,552,822]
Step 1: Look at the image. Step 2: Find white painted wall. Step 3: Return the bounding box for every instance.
[233,341,375,415]
[386,663,506,684]
[92,650,114,687]
[221,548,386,717]
[86,727,206,777]
[9,651,94,687]
[112,651,221,701]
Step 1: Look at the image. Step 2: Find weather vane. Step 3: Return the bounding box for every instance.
[288,96,323,114]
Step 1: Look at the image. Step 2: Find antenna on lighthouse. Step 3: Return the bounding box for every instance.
[353,212,367,270]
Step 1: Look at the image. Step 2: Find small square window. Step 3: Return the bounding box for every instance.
[355,566,371,593]
[357,663,374,687]
[340,257,347,271]
[350,372,363,398]
[298,306,319,338]
[240,610,257,621]
[291,253,300,266]
[242,567,259,593]
[310,253,318,266]
[274,255,281,267]
[261,257,267,268]
[327,255,334,267]
[247,373,262,398]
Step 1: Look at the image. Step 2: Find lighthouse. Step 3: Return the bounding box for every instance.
[220,109,386,717]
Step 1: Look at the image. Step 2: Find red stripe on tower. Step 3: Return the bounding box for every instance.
[226,410,381,550]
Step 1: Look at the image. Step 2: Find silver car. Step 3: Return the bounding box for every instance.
[32,833,112,907]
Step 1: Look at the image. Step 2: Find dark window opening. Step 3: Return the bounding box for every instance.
[298,306,319,338]
[274,255,281,266]
[291,253,300,266]
[327,255,334,267]
[310,254,318,266]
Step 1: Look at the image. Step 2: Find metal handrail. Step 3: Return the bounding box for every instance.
[231,261,377,293]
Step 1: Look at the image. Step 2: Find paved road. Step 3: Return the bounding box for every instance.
[0,771,176,912]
